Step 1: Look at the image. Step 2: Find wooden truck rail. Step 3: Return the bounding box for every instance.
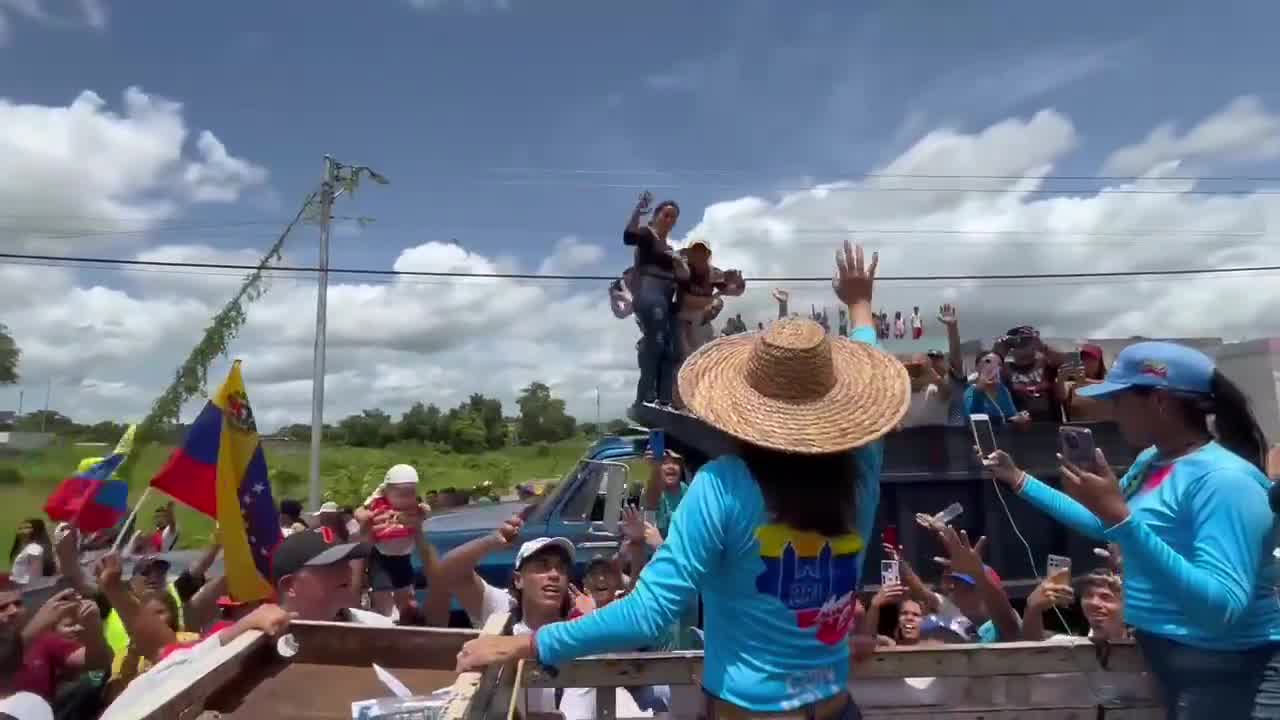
[452,619,1163,719]
[130,615,1160,719]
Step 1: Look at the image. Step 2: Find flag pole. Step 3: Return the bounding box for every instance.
[111,487,153,554]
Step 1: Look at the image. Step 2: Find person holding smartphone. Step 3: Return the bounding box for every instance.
[964,350,1027,427]
[982,341,1279,717]
[623,191,687,409]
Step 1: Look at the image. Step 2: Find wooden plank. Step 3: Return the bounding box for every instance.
[443,612,512,720]
[208,663,461,719]
[522,642,1146,687]
[119,629,267,720]
[864,708,1096,720]
[286,620,478,668]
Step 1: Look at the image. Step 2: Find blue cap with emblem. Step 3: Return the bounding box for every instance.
[1076,341,1214,399]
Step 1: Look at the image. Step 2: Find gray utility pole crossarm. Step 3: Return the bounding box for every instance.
[307,155,390,511]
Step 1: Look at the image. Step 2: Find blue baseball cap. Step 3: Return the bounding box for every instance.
[1076,341,1214,399]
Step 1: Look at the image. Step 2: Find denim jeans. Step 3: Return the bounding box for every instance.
[1135,631,1280,719]
[632,274,677,406]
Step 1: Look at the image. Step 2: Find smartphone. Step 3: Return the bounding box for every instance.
[880,559,900,587]
[970,413,998,457]
[882,524,898,548]
[1059,426,1096,468]
[1047,553,1072,579]
[637,190,653,211]
[649,429,665,460]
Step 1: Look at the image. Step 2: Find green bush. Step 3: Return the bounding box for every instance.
[0,467,22,486]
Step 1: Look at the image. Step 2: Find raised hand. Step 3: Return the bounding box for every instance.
[771,288,789,304]
[25,588,80,637]
[936,527,987,580]
[1028,571,1075,611]
[937,304,958,327]
[833,241,877,306]
[568,584,596,616]
[621,505,647,544]
[981,449,1025,488]
[494,515,523,545]
[871,583,907,609]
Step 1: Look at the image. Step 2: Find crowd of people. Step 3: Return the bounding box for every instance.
[5,197,1280,718]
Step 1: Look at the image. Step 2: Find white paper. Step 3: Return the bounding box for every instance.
[373,663,414,699]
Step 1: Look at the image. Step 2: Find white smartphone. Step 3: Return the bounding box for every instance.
[970,413,998,457]
[880,559,900,587]
[1047,553,1072,578]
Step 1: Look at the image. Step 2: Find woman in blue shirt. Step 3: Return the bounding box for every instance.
[964,350,1029,427]
[984,341,1278,718]
[456,243,911,719]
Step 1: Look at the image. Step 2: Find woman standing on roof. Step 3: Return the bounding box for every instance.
[456,242,910,720]
[623,190,687,410]
[984,341,1279,717]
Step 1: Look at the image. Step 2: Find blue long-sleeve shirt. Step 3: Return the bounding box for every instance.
[963,383,1018,425]
[1020,442,1280,650]
[534,326,885,711]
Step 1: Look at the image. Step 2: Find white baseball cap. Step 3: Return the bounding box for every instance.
[316,501,340,514]
[514,537,575,570]
[385,464,419,486]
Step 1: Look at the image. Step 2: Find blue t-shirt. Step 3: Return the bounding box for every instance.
[656,481,688,536]
[535,326,885,711]
[963,383,1019,425]
[1021,442,1280,650]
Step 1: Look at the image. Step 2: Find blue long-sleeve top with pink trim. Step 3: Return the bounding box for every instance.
[533,326,884,712]
[1019,442,1280,650]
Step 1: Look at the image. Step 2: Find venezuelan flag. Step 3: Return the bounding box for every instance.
[151,361,280,601]
[43,453,130,534]
[754,524,864,645]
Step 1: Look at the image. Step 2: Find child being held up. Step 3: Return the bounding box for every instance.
[356,464,428,618]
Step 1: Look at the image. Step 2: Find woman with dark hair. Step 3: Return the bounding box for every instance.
[457,243,910,719]
[623,190,688,409]
[984,341,1278,717]
[1061,343,1111,421]
[9,518,54,584]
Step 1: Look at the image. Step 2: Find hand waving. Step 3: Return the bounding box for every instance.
[771,288,789,304]
[621,505,647,544]
[833,241,877,306]
[937,304,958,327]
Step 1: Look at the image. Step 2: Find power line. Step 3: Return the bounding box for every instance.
[486,178,1280,196]
[2,250,1278,284]
[488,167,1280,183]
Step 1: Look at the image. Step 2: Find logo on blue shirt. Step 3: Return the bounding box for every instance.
[755,524,863,646]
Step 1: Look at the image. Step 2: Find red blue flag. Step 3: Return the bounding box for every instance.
[151,361,280,600]
[44,454,130,534]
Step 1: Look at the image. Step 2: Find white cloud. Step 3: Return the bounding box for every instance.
[0,0,106,44]
[537,236,605,275]
[0,87,268,252]
[4,95,1280,433]
[1102,96,1280,176]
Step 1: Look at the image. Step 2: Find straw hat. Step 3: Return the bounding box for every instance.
[677,317,910,454]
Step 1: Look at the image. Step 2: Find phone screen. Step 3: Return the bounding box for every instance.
[880,560,900,587]
[970,414,998,457]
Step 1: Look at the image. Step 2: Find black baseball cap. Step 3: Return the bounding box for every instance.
[270,528,370,582]
[134,556,172,577]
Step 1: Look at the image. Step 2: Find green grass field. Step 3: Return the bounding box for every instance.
[0,437,592,570]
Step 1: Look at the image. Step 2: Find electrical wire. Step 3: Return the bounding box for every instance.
[486,167,1280,184]
[3,250,1280,284]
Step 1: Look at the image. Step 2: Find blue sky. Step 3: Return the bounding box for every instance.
[7,0,1278,273]
[3,0,1280,425]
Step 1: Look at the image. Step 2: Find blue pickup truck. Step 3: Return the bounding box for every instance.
[418,430,660,622]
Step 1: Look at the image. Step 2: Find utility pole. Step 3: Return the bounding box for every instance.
[17,390,23,417]
[41,379,51,432]
[308,155,389,511]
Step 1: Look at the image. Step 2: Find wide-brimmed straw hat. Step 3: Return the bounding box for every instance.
[678,318,910,454]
